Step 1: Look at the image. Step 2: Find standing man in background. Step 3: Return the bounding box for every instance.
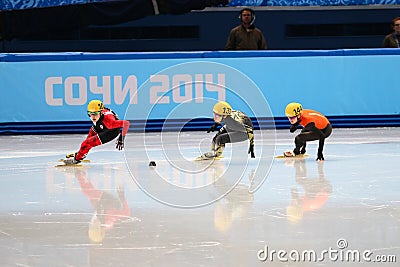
[225,7,267,50]
[382,17,400,48]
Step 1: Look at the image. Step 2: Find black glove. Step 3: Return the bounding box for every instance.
[316,152,324,161]
[290,122,299,133]
[116,134,125,150]
[248,144,255,158]
[207,123,219,133]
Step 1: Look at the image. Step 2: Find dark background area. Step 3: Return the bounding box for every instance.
[1,5,399,52]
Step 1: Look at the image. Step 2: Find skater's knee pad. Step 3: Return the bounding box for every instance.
[215,145,225,157]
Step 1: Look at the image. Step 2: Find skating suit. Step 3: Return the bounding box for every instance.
[299,109,330,130]
[76,108,130,160]
[214,110,254,147]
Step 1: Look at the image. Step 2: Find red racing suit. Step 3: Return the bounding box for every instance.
[76,108,130,161]
[76,170,130,230]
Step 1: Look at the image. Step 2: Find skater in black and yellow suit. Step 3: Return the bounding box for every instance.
[199,101,255,159]
[284,102,332,161]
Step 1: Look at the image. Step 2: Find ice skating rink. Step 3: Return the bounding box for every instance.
[0,128,399,266]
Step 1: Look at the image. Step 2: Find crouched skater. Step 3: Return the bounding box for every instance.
[199,101,255,160]
[284,102,332,161]
[63,100,130,165]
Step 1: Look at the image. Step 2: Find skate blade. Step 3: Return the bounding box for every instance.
[58,159,90,163]
[55,163,83,167]
[275,154,309,159]
[194,156,224,161]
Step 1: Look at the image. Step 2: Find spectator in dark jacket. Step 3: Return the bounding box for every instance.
[382,17,400,48]
[225,8,267,50]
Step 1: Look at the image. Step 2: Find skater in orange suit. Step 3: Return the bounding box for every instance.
[286,159,332,223]
[284,102,332,161]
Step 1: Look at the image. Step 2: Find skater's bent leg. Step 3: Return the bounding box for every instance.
[300,143,306,154]
[213,131,248,156]
[315,124,332,157]
[213,133,230,156]
[322,124,333,138]
[294,132,319,155]
[76,135,102,160]
[213,129,248,147]
[294,135,306,155]
[76,129,119,160]
[213,133,230,147]
[214,144,225,157]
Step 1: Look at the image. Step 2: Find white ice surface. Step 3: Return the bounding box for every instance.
[0,128,399,266]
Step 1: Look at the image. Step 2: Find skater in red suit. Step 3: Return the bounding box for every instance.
[284,102,332,161]
[73,169,131,243]
[63,100,130,165]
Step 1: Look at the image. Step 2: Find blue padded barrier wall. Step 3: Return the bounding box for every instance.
[1,49,399,134]
[1,115,400,135]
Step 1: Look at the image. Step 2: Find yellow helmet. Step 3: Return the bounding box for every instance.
[87,100,104,113]
[285,102,303,117]
[213,101,232,116]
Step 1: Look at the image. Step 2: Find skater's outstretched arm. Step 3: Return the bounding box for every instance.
[102,114,130,136]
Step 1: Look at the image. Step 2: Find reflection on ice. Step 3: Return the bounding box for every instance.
[284,159,332,223]
[0,128,399,266]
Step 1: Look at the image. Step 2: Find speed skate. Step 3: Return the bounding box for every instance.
[275,154,309,159]
[55,158,91,167]
[58,159,91,163]
[194,154,224,161]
